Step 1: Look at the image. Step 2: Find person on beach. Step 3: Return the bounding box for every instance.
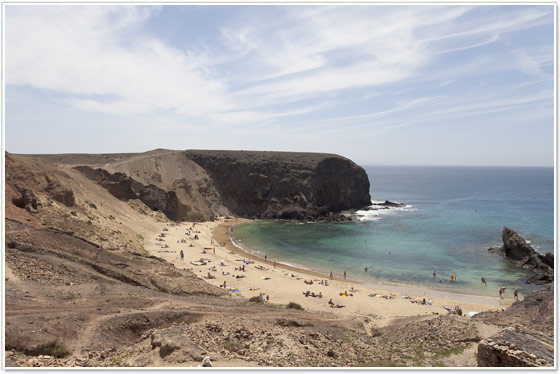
[514,289,519,301]
[499,287,506,298]
[364,267,368,272]
[213,247,215,255]
[180,250,184,260]
[433,271,436,278]
[344,270,347,279]
[274,260,276,269]
[330,271,333,280]
[482,277,487,286]
[264,254,267,262]
[242,265,245,272]
[328,298,334,306]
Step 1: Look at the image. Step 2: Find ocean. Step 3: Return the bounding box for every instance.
[230,166,554,297]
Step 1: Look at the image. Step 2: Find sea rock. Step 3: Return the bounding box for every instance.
[502,227,535,260]
[373,200,406,208]
[488,227,553,284]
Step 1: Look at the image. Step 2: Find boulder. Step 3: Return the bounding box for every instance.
[12,184,39,213]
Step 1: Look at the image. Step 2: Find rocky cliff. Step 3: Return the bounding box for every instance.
[27,149,371,222]
[183,150,371,220]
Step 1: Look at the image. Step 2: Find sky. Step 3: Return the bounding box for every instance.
[4,4,555,166]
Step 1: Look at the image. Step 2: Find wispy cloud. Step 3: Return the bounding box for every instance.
[5,4,554,165]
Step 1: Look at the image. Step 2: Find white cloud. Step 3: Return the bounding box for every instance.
[5,4,554,137]
[7,5,234,117]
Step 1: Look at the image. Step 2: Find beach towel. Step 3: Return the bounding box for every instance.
[248,288,260,291]
[232,289,241,293]
[443,306,454,312]
[260,276,271,280]
[368,294,377,297]
[467,312,479,317]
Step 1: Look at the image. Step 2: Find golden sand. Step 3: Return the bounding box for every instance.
[146,218,513,327]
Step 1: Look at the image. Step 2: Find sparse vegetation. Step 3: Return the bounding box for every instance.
[286,302,304,310]
[432,346,465,358]
[371,328,383,337]
[36,338,71,358]
[249,296,263,303]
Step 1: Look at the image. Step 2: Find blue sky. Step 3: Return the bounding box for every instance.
[5,4,555,166]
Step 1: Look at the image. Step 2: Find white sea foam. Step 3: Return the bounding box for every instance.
[353,202,416,222]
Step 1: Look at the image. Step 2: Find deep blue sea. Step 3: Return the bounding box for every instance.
[231,166,555,297]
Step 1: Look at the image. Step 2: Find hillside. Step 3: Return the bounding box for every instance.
[24,149,371,222]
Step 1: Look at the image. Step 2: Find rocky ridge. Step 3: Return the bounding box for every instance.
[31,149,371,222]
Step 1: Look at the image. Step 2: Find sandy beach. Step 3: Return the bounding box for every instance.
[144,217,515,327]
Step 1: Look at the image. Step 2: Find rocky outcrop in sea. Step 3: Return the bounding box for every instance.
[488,227,553,285]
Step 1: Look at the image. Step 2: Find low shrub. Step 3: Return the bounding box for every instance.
[249,296,263,303]
[286,302,304,310]
[36,338,71,358]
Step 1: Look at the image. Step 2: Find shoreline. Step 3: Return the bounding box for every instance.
[145,217,514,329]
[215,220,510,306]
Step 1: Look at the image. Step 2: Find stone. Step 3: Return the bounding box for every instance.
[478,327,554,367]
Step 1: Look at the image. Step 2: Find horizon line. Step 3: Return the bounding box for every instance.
[359,163,554,168]
[5,149,554,168]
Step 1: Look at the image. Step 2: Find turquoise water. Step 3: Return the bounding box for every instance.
[231,166,554,297]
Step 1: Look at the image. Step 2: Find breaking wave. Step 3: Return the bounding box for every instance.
[353,201,416,222]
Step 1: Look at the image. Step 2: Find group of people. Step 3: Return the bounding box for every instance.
[499,287,519,300]
[402,295,432,306]
[235,264,246,272]
[328,299,345,308]
[303,290,323,298]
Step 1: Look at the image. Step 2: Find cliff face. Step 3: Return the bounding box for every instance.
[20,149,371,222]
[184,150,371,220]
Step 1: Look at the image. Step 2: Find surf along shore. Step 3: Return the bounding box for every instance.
[146,217,514,328]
